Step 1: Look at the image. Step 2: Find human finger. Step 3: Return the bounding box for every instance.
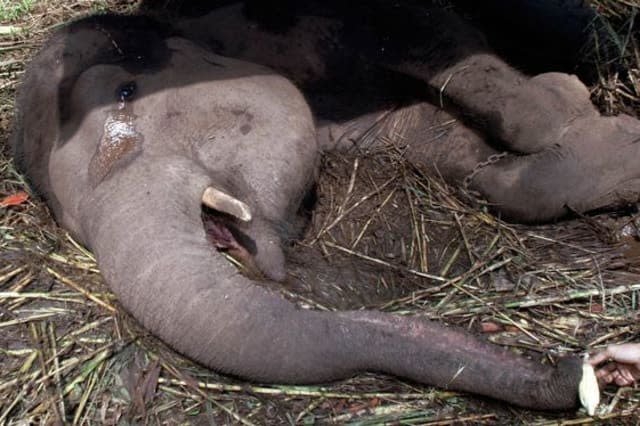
[589,349,612,366]
[604,344,640,365]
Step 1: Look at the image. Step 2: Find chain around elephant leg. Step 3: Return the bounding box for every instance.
[462,151,509,190]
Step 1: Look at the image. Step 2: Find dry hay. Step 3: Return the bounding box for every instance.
[0,1,639,424]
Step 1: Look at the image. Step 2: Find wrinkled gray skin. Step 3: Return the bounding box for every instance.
[12,2,640,411]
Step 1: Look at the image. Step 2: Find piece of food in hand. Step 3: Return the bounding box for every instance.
[579,359,600,416]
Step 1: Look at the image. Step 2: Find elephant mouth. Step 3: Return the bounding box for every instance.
[201,203,263,279]
[200,185,253,257]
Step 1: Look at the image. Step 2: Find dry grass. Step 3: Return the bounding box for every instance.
[1,1,639,424]
[589,0,640,115]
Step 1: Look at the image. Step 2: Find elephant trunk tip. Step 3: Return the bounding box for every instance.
[530,356,588,412]
[549,357,600,415]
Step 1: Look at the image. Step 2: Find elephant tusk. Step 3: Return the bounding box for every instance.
[202,186,252,222]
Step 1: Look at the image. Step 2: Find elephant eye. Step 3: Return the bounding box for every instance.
[117,81,137,102]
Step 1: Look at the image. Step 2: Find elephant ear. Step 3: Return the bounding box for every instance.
[11,14,173,210]
[10,34,63,200]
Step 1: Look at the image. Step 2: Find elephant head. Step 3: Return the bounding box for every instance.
[11,14,593,411]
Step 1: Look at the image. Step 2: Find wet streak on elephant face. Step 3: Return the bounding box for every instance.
[11,14,589,412]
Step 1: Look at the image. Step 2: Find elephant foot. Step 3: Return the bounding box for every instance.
[495,72,598,154]
[473,112,640,222]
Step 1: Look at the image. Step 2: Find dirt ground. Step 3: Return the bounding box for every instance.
[1,1,639,424]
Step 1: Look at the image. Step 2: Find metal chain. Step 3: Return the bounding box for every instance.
[462,152,508,189]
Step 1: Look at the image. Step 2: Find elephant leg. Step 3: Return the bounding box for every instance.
[364,6,605,155]
[325,99,640,223]
[469,114,640,222]
[319,102,499,186]
[400,105,500,184]
[360,5,640,222]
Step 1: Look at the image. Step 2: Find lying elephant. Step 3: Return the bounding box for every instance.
[11,2,638,412]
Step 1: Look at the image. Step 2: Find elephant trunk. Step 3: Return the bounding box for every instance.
[338,311,582,410]
[81,157,582,410]
[82,157,359,380]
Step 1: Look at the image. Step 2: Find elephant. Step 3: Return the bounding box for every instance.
[11,1,639,412]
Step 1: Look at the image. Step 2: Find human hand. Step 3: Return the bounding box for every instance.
[589,344,640,387]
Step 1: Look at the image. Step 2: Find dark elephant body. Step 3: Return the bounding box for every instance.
[12,1,638,411]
